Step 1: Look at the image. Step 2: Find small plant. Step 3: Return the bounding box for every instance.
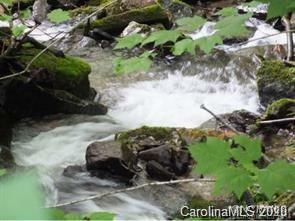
[188,135,295,200]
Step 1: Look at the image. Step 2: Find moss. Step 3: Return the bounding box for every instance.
[257,60,295,86]
[19,47,91,82]
[177,128,235,144]
[90,4,169,33]
[265,98,295,119]
[117,126,173,143]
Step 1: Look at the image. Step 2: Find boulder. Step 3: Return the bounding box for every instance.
[3,78,107,118]
[264,98,295,120]
[86,141,135,183]
[256,60,295,107]
[90,4,169,34]
[19,46,93,99]
[116,126,192,180]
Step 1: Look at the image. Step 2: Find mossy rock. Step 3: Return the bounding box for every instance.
[264,98,295,120]
[90,4,169,34]
[19,46,92,98]
[256,60,295,107]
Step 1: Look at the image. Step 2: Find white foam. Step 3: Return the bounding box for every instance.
[109,71,259,129]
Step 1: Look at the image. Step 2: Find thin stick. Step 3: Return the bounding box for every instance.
[0,0,118,81]
[200,104,239,133]
[45,178,215,208]
[259,117,295,124]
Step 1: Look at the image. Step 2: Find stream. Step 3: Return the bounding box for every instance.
[10,4,286,217]
[11,44,260,219]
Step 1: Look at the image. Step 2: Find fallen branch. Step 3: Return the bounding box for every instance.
[200,104,239,133]
[259,117,295,124]
[45,178,215,208]
[0,0,118,81]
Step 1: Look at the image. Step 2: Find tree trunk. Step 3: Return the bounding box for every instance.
[282,13,294,61]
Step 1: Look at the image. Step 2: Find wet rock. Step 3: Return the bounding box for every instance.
[146,160,176,180]
[120,21,151,37]
[86,141,135,183]
[166,0,193,19]
[57,34,98,51]
[90,4,169,34]
[3,78,107,118]
[256,60,295,107]
[199,110,259,133]
[264,98,295,120]
[63,165,87,177]
[19,46,93,99]
[117,126,192,181]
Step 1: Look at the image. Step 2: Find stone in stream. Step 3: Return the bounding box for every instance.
[1,45,107,118]
[256,60,295,107]
[116,126,214,181]
[86,141,135,183]
[199,109,259,133]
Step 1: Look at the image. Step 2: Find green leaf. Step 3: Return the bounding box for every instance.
[64,213,83,220]
[47,208,65,220]
[0,14,12,22]
[259,0,295,19]
[231,135,261,165]
[114,34,145,50]
[214,166,254,199]
[1,0,12,7]
[176,16,206,32]
[194,35,223,54]
[216,7,238,17]
[188,137,231,175]
[114,53,153,74]
[88,212,116,220]
[141,30,181,47]
[216,13,252,38]
[47,9,70,24]
[173,38,196,56]
[20,9,31,19]
[0,172,49,220]
[11,25,26,37]
[257,160,295,199]
[0,169,7,176]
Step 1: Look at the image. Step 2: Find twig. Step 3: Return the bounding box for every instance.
[200,104,239,133]
[0,0,118,81]
[259,117,295,124]
[45,178,215,208]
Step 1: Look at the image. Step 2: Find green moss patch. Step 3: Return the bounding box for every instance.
[257,60,295,86]
[19,47,91,81]
[265,98,295,120]
[90,4,169,33]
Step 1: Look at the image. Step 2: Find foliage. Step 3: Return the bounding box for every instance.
[0,171,50,220]
[112,0,295,74]
[259,0,295,18]
[0,171,115,220]
[0,0,69,57]
[47,9,70,24]
[112,7,253,74]
[114,51,154,75]
[188,135,295,199]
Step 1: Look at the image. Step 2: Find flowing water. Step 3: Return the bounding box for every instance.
[11,49,260,219]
